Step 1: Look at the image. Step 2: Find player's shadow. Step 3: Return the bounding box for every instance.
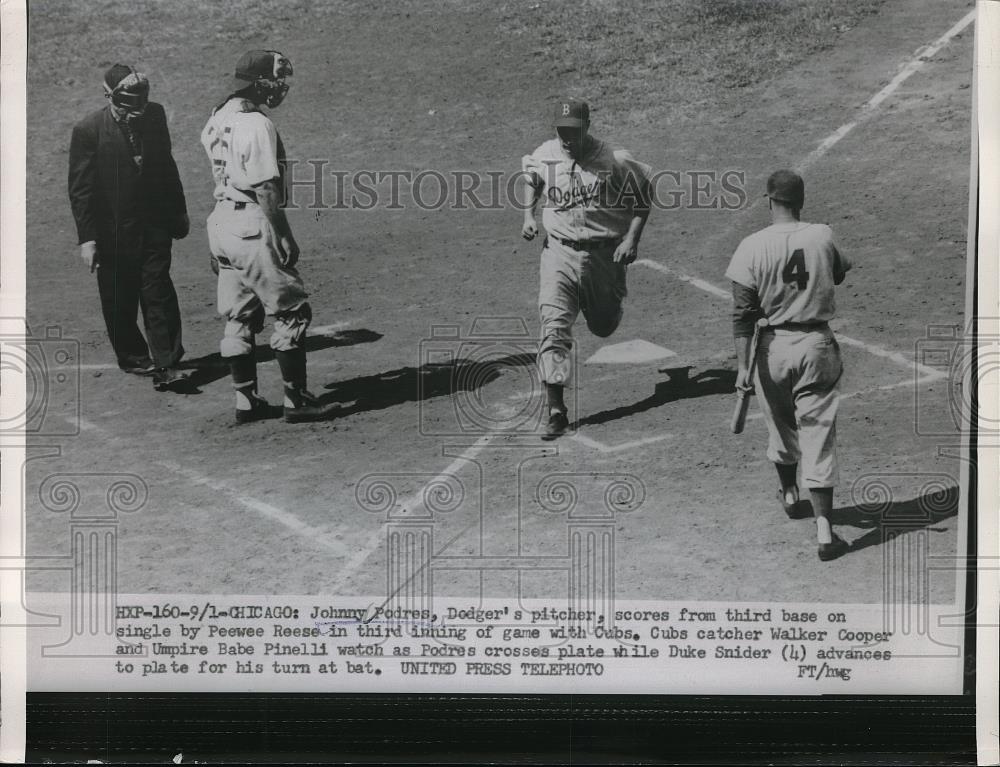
[319,352,536,416]
[576,365,737,427]
[829,485,960,555]
[175,329,383,392]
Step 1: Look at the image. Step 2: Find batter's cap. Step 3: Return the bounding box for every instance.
[764,169,805,207]
[554,98,590,128]
[232,49,293,90]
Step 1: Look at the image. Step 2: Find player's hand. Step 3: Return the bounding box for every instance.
[521,218,538,241]
[80,241,99,273]
[735,368,754,394]
[171,213,190,240]
[613,236,638,264]
[279,235,300,268]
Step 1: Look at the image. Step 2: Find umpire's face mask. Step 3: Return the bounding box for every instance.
[106,82,149,124]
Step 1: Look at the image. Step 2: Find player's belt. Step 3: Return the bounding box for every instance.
[765,321,829,332]
[550,235,618,251]
[222,190,259,209]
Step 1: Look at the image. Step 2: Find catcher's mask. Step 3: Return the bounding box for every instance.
[234,50,293,108]
[255,76,291,108]
[103,65,149,116]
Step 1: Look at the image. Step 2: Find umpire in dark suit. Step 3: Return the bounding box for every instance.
[68,64,190,390]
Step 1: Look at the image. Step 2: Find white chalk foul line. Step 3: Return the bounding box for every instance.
[638,12,970,386]
[156,459,350,557]
[636,257,948,381]
[800,8,975,170]
[62,413,349,558]
[635,258,730,300]
[568,430,676,454]
[328,434,496,594]
[836,334,948,380]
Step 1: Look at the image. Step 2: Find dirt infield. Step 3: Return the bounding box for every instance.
[23,0,972,604]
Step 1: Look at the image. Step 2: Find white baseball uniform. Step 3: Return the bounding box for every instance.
[725,222,852,488]
[522,138,652,385]
[200,97,310,359]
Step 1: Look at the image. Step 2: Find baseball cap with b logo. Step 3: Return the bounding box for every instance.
[554,98,590,128]
[765,169,805,207]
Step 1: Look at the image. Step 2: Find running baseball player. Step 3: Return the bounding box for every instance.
[521,98,653,439]
[726,170,852,561]
[200,50,339,423]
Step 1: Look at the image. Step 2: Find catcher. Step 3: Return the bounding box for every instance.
[200,50,339,423]
[726,170,852,562]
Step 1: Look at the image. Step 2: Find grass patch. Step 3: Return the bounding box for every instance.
[496,0,885,116]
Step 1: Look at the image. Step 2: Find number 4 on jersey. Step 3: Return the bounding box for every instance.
[782,248,810,290]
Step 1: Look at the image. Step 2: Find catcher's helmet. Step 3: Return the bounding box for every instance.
[232,50,293,108]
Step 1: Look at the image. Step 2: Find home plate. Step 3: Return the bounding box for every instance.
[586,339,677,364]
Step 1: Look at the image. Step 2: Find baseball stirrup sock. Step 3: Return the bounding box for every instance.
[229,354,258,410]
[229,352,256,385]
[275,348,307,392]
[545,383,566,414]
[234,383,258,411]
[810,489,835,544]
[775,462,798,491]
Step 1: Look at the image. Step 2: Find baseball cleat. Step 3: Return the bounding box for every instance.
[817,533,850,562]
[235,394,277,424]
[153,367,191,392]
[120,360,156,376]
[283,388,341,423]
[542,410,569,441]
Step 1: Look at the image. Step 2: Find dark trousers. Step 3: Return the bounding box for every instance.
[97,227,184,369]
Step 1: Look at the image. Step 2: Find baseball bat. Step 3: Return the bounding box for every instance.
[730,318,767,434]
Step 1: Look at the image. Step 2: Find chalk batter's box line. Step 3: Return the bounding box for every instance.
[635,258,949,384]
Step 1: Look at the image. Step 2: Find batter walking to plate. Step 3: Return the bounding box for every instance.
[521,98,653,439]
[726,170,852,562]
[200,50,339,424]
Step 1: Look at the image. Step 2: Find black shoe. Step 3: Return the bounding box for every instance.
[120,359,156,376]
[153,367,191,392]
[818,534,850,562]
[235,394,277,424]
[542,410,569,441]
[283,388,341,423]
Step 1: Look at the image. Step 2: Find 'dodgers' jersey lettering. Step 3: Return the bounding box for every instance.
[522,138,651,242]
